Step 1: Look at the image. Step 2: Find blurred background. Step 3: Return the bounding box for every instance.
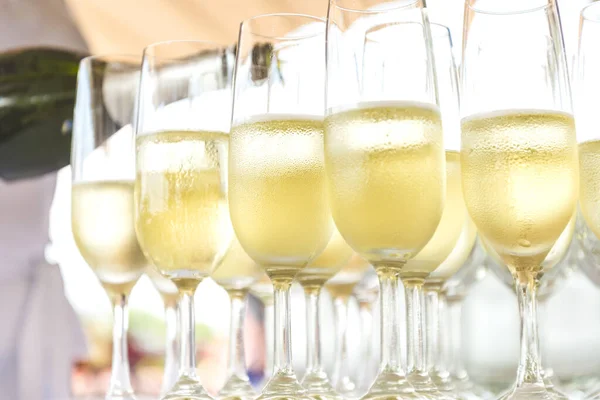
[6,0,600,398]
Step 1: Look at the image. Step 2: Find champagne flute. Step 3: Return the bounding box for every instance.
[576,7,600,397]
[146,267,180,396]
[71,54,144,400]
[296,226,353,400]
[326,2,444,398]
[230,14,331,400]
[212,237,263,400]
[461,1,578,399]
[135,41,234,400]
[577,2,600,260]
[326,254,372,397]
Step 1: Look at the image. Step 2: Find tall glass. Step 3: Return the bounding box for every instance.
[230,14,331,400]
[577,0,600,269]
[326,254,371,397]
[135,41,233,400]
[146,267,180,396]
[573,3,600,398]
[296,226,353,400]
[211,238,263,400]
[326,1,444,399]
[71,54,144,400]
[461,1,578,399]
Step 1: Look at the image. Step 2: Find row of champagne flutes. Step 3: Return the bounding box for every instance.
[68,0,600,399]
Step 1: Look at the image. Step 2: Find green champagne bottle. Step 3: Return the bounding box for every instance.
[0,47,87,181]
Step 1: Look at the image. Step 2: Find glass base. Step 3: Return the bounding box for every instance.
[453,391,486,400]
[558,374,600,399]
[431,372,456,393]
[257,370,309,400]
[217,375,256,400]
[305,392,344,400]
[587,390,600,400]
[335,376,359,398]
[454,376,495,400]
[161,375,213,400]
[413,392,454,400]
[361,370,421,400]
[106,392,136,400]
[497,384,565,400]
[408,372,451,399]
[302,371,342,400]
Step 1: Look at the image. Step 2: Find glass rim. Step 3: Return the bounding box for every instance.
[143,39,225,54]
[80,53,141,66]
[331,0,419,14]
[241,12,326,41]
[466,0,549,16]
[365,20,451,39]
[582,1,600,23]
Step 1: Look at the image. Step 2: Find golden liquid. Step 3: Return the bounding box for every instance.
[326,253,372,299]
[296,226,354,289]
[408,152,477,283]
[483,214,575,280]
[579,140,600,240]
[146,266,179,306]
[212,237,263,292]
[461,110,578,274]
[325,101,445,268]
[135,131,232,289]
[72,181,146,297]
[229,115,332,281]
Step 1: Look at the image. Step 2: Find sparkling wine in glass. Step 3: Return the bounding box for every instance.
[71,54,144,400]
[135,41,234,400]
[230,14,331,400]
[461,1,578,398]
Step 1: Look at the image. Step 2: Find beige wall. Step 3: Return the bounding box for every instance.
[65,0,328,54]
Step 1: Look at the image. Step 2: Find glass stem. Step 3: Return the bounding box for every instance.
[425,289,439,374]
[273,282,294,376]
[227,289,250,381]
[538,298,549,380]
[404,280,428,380]
[356,300,374,389]
[264,303,274,381]
[332,295,352,388]
[107,293,134,398]
[304,286,324,375]
[447,297,467,380]
[436,293,450,378]
[515,279,544,387]
[179,289,199,380]
[378,273,403,375]
[161,302,180,395]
